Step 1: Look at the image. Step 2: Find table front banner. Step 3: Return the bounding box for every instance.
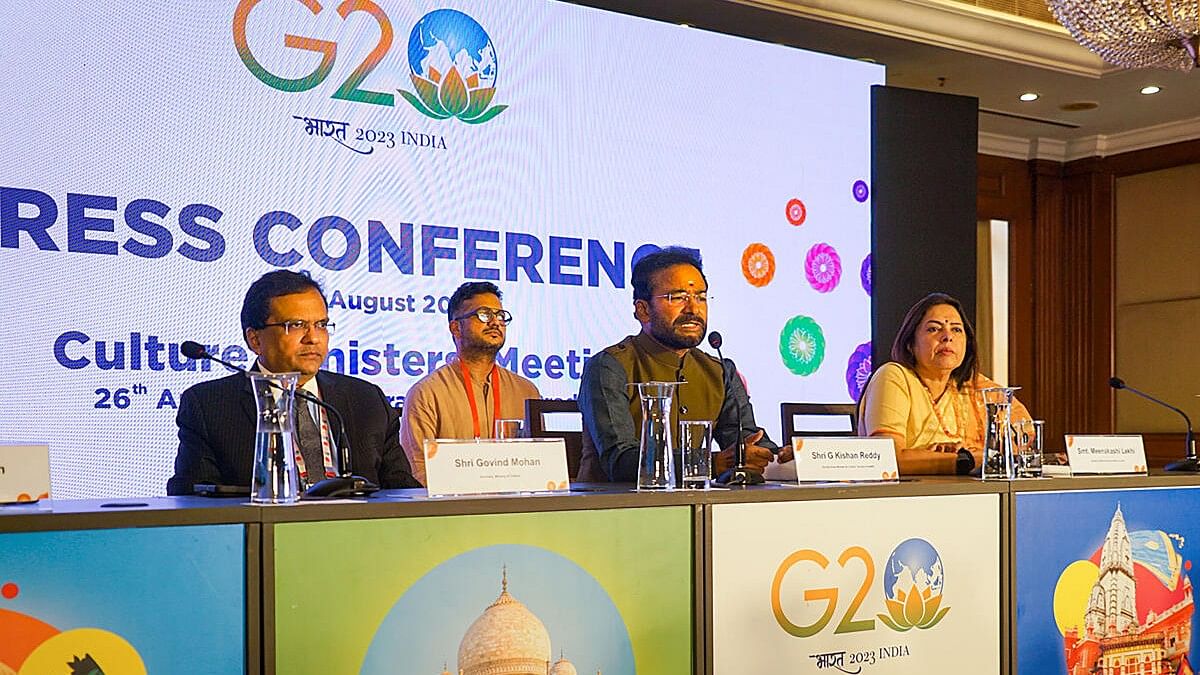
[1016,487,1200,674]
[274,507,693,674]
[0,524,245,673]
[711,494,1001,673]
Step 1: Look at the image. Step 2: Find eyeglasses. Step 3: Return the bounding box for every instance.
[652,291,709,306]
[453,307,513,325]
[259,319,336,336]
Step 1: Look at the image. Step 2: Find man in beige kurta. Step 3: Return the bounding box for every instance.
[400,282,540,485]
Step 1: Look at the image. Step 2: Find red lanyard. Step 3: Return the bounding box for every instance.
[459,358,502,438]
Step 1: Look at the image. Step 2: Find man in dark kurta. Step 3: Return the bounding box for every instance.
[576,247,784,482]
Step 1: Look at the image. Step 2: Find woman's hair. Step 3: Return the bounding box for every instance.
[890,292,979,389]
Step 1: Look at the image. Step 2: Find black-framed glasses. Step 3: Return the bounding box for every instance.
[453,308,513,325]
[259,319,336,336]
[652,291,709,306]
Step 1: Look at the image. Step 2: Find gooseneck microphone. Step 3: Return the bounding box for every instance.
[708,331,765,486]
[181,341,378,495]
[1109,376,1199,472]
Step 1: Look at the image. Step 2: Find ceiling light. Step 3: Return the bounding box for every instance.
[1047,1,1199,70]
[1140,85,1162,95]
[1019,93,1039,102]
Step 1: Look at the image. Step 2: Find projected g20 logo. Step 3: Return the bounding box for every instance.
[398,9,508,123]
[232,3,507,123]
[771,538,950,638]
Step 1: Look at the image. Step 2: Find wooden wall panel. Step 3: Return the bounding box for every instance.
[978,137,1200,464]
[1144,433,1193,467]
[977,155,1034,412]
[1017,161,1116,449]
[1066,165,1115,437]
[1030,160,1067,448]
[1104,138,1200,177]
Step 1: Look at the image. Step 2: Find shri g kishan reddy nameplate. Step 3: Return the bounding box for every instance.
[424,438,570,496]
[792,437,898,482]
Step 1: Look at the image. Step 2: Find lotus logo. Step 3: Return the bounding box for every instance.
[877,538,950,631]
[399,9,508,124]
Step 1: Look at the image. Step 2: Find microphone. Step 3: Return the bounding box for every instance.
[707,331,765,486]
[181,341,378,495]
[179,340,210,361]
[1109,376,1199,472]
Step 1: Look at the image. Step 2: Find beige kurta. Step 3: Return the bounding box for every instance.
[399,357,541,485]
[859,361,1030,451]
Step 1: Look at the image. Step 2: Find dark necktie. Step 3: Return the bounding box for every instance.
[296,400,325,488]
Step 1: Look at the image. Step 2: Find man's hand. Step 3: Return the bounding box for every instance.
[714,429,775,473]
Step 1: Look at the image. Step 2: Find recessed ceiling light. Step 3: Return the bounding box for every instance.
[1141,85,1162,95]
[1019,92,1039,102]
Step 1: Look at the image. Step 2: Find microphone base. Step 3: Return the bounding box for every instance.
[715,467,765,486]
[1164,457,1200,473]
[302,475,380,499]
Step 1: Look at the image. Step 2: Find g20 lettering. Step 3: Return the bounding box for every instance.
[772,546,876,637]
[771,539,952,638]
[233,0,394,106]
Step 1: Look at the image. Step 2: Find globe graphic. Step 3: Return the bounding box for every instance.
[882,538,945,600]
[407,9,497,89]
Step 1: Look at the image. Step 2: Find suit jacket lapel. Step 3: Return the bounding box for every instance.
[315,371,350,436]
[238,371,257,424]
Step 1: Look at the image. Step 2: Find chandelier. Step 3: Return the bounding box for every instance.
[1045,0,1200,70]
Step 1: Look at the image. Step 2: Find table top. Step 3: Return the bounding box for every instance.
[7,473,1195,532]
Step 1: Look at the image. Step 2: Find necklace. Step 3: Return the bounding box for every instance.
[963,384,986,446]
[920,377,967,442]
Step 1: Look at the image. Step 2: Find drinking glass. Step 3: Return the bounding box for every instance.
[493,418,524,439]
[678,420,713,489]
[1014,419,1042,478]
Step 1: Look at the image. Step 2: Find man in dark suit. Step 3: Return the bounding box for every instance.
[166,270,419,494]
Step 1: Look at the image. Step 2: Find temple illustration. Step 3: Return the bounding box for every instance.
[1063,505,1194,675]
[438,568,602,675]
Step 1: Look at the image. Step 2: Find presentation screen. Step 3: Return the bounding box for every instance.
[0,1,883,497]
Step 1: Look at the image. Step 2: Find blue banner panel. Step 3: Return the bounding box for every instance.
[0,525,245,674]
[1016,488,1200,674]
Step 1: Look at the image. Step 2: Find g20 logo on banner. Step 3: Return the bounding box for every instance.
[397,9,507,123]
[232,2,507,123]
[770,538,950,638]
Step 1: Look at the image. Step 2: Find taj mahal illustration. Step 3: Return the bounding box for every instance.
[1063,504,1194,675]
[436,567,602,675]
